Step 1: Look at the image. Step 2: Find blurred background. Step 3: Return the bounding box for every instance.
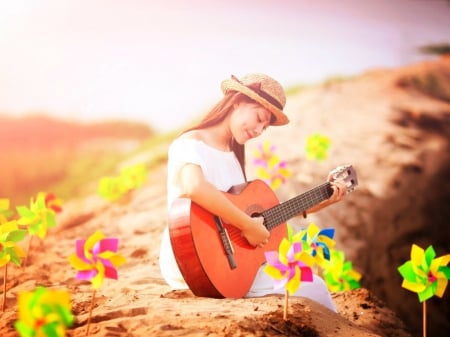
[1,0,450,131]
[1,2,450,337]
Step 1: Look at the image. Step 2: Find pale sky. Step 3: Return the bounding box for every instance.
[1,0,449,131]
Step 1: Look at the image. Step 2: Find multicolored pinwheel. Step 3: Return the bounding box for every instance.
[264,224,315,319]
[253,140,291,190]
[15,286,73,337]
[398,244,450,302]
[16,193,57,240]
[305,133,331,161]
[68,230,126,289]
[322,249,362,292]
[68,230,126,335]
[33,192,63,214]
[298,223,335,269]
[264,236,315,295]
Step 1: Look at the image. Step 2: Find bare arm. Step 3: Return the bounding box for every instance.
[178,163,270,247]
[304,174,348,216]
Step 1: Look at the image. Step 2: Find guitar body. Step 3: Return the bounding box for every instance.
[168,180,287,298]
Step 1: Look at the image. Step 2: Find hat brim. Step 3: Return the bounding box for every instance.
[221,79,289,126]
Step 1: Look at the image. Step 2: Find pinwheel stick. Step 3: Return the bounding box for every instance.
[283,289,289,321]
[423,301,427,337]
[22,236,33,267]
[86,289,96,336]
[1,265,7,312]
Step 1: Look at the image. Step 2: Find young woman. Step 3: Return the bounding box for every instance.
[159,73,347,312]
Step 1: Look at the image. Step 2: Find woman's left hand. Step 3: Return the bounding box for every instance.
[328,180,347,204]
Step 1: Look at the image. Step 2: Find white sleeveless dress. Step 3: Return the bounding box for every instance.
[159,138,336,312]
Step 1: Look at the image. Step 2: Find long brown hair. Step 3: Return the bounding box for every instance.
[183,91,257,180]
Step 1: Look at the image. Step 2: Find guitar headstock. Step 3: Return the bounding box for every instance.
[329,164,358,193]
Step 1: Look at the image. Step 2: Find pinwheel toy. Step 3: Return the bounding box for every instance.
[98,163,147,202]
[17,193,58,266]
[253,140,291,190]
[33,192,63,214]
[1,219,27,311]
[398,244,450,337]
[0,198,14,222]
[322,249,362,292]
[68,230,126,335]
[298,222,335,270]
[15,286,73,337]
[264,224,315,320]
[305,133,331,161]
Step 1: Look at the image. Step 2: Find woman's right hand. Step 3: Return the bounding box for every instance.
[241,216,270,248]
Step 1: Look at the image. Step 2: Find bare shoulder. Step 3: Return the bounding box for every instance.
[178,130,205,142]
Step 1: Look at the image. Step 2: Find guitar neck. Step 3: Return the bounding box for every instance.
[262,182,333,230]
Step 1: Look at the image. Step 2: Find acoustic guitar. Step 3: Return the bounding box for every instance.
[168,164,358,298]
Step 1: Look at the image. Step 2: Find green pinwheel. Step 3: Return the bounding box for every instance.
[305,133,331,161]
[14,286,73,337]
[98,163,148,202]
[1,199,27,311]
[16,193,56,240]
[0,220,27,267]
[322,249,362,292]
[398,244,450,302]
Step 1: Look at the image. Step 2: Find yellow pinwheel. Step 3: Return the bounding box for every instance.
[306,133,331,161]
[0,220,26,267]
[398,244,450,302]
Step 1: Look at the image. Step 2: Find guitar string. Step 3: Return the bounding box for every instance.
[262,182,332,230]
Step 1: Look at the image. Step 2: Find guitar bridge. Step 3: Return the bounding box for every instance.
[214,216,237,269]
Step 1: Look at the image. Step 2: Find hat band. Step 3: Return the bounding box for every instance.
[231,75,283,110]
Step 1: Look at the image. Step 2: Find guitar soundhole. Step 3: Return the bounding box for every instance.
[245,205,265,217]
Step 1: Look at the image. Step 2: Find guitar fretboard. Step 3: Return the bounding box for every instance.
[262,182,333,230]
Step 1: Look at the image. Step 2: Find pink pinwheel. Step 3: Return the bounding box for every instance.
[68,230,126,289]
[264,224,315,320]
[68,230,126,335]
[298,223,336,269]
[264,238,314,295]
[253,140,291,190]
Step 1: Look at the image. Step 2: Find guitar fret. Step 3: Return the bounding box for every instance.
[263,182,333,230]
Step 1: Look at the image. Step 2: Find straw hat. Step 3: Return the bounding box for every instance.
[221,73,289,126]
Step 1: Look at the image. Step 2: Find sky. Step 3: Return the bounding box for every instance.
[1,0,450,131]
